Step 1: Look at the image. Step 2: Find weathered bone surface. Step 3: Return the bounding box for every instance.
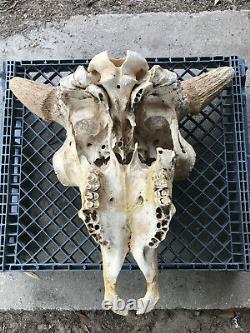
[10,51,234,315]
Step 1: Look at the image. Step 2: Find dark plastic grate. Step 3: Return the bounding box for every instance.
[0,56,249,271]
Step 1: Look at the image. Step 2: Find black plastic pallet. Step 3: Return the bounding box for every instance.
[0,56,249,272]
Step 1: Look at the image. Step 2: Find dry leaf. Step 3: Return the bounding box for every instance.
[79,313,91,332]
[24,272,41,280]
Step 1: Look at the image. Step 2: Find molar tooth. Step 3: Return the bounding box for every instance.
[92,192,99,200]
[79,209,91,222]
[85,192,93,200]
[161,219,168,226]
[91,210,98,221]
[160,189,168,197]
[88,173,99,183]
[94,224,100,230]
[86,182,100,191]
[85,191,99,200]
[159,197,169,206]
[85,201,94,209]
[162,205,170,215]
[156,207,162,219]
[91,200,99,209]
[155,179,168,189]
[155,188,168,199]
[155,189,161,197]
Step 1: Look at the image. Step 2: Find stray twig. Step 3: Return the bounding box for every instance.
[214,0,221,5]
[24,272,41,280]
[86,0,99,7]
[79,313,91,332]
[0,0,18,12]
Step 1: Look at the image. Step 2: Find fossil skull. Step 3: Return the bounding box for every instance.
[10,51,234,315]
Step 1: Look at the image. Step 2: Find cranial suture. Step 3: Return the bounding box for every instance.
[10,51,234,315]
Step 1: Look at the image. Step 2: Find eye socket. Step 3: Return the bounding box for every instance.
[89,69,101,83]
[136,68,147,81]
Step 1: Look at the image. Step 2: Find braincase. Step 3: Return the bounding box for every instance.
[87,50,149,82]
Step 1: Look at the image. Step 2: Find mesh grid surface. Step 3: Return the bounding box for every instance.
[0,56,249,271]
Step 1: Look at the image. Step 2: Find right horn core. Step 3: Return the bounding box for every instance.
[180,67,235,117]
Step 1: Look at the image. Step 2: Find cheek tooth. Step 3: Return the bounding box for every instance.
[86,172,101,191]
[155,189,161,198]
[160,189,168,197]
[88,173,98,181]
[156,212,162,219]
[154,179,168,189]
[85,200,99,210]
[159,197,170,206]
[160,180,168,188]
[85,191,93,200]
[81,210,90,220]
[161,219,168,226]
[86,183,100,191]
[85,201,94,209]
[155,191,170,206]
[91,210,97,221]
[85,191,99,200]
[93,201,99,209]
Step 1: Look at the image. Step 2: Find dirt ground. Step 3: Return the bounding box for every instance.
[0,309,250,333]
[0,0,250,37]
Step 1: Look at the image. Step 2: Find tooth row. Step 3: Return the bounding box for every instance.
[148,168,173,248]
[84,171,100,209]
[80,170,106,245]
[86,172,100,191]
[154,169,169,189]
[148,205,171,248]
[155,188,171,206]
[80,209,105,245]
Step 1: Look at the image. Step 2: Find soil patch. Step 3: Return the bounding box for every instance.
[0,309,250,333]
[0,0,250,38]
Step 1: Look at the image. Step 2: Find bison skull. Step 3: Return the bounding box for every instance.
[10,51,234,315]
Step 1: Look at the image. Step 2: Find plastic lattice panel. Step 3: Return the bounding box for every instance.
[0,56,249,271]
